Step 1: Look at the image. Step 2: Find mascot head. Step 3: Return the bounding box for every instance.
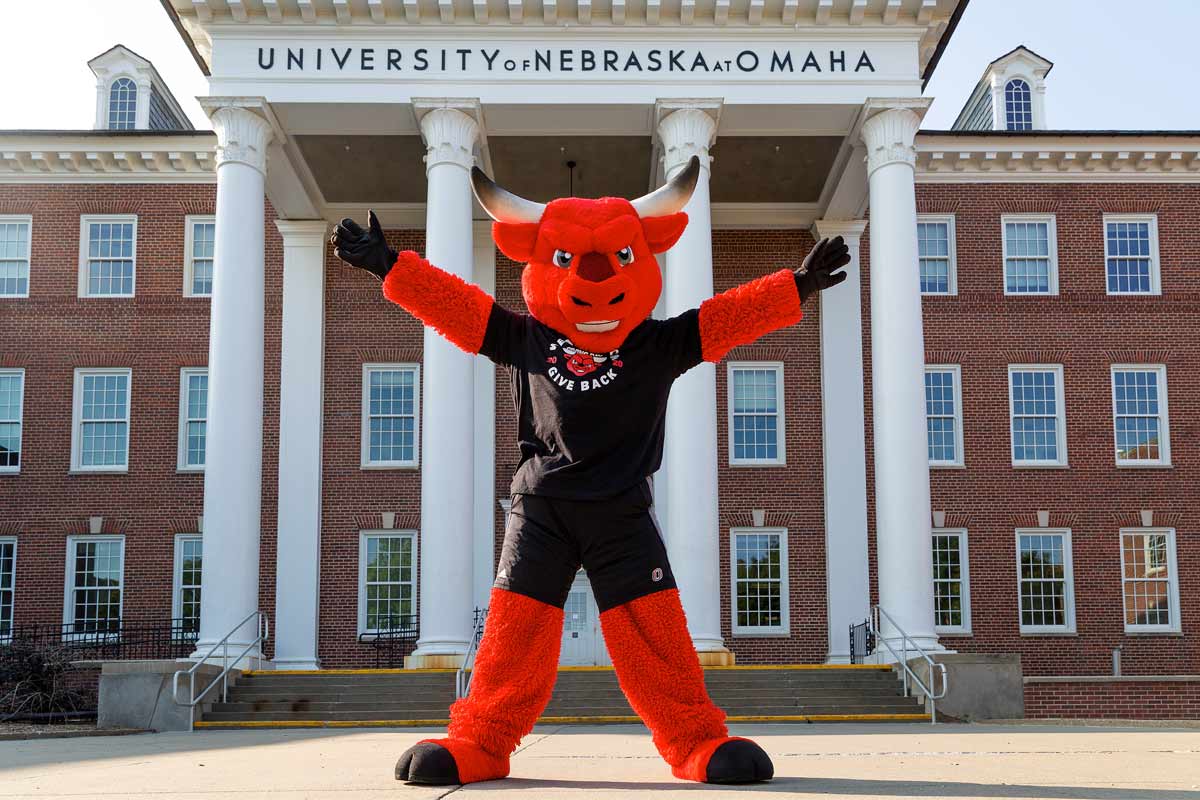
[470,157,700,353]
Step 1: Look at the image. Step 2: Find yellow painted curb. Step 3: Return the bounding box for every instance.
[242,668,458,676]
[195,713,927,730]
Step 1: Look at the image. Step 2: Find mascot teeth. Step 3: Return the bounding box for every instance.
[576,320,620,333]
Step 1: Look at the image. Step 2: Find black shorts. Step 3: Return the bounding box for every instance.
[494,481,677,612]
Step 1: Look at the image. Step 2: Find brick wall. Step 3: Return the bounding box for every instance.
[1024,679,1200,719]
[0,184,283,644]
[910,182,1199,677]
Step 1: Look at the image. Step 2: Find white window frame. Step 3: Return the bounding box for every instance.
[0,536,15,643]
[925,364,964,468]
[1111,364,1170,467]
[1001,214,1058,296]
[107,77,138,130]
[0,214,32,299]
[1103,214,1160,296]
[932,528,971,636]
[917,214,957,296]
[729,527,790,637]
[1007,364,1068,468]
[78,214,138,298]
[183,215,216,298]
[63,534,126,631]
[361,363,420,469]
[727,362,786,467]
[1119,527,1182,634]
[71,367,132,473]
[172,533,203,627]
[357,530,418,637]
[0,367,25,475]
[177,367,208,472]
[1015,528,1076,635]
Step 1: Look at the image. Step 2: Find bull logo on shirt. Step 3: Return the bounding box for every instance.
[547,339,623,391]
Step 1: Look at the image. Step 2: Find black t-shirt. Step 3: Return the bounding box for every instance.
[480,305,703,500]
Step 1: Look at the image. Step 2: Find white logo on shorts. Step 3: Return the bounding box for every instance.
[651,568,663,582]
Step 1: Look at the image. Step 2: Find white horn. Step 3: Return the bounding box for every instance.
[470,166,546,223]
[631,155,701,217]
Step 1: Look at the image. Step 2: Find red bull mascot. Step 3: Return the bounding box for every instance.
[331,156,849,786]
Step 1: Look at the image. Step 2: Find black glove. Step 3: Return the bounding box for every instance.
[794,235,850,302]
[330,210,397,281]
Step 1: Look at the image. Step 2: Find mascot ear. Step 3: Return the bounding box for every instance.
[640,213,689,254]
[492,222,540,263]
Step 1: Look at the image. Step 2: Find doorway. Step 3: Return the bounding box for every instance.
[560,571,606,666]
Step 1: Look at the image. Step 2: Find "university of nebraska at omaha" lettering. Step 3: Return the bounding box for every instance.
[255,46,876,75]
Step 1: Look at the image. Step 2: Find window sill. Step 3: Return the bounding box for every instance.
[1019,630,1078,637]
[930,463,966,470]
[1123,630,1184,637]
[360,463,419,471]
[176,467,205,475]
[729,461,787,469]
[731,631,792,639]
[935,629,972,637]
[0,469,20,476]
[69,468,129,475]
[0,294,30,300]
[1012,463,1070,470]
[1115,462,1173,470]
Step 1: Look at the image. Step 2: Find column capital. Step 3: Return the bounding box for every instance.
[275,219,330,247]
[657,105,719,177]
[860,106,922,177]
[206,103,275,175]
[812,219,868,242]
[418,106,480,172]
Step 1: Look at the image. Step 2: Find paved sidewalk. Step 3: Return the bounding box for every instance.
[2,723,1199,799]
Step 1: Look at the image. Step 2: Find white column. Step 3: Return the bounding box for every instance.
[194,103,273,660]
[813,219,870,663]
[272,220,328,670]
[658,108,731,664]
[861,107,939,652]
[407,107,480,668]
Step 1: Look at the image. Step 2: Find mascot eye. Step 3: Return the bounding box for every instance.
[553,250,574,269]
[615,246,634,266]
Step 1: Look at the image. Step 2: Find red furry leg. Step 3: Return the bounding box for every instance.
[397,588,563,784]
[599,589,771,782]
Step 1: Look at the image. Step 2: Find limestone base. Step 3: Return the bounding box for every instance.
[696,648,736,666]
[404,652,467,669]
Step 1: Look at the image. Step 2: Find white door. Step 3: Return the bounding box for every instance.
[560,572,603,665]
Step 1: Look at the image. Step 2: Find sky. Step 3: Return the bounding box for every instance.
[0,0,1197,132]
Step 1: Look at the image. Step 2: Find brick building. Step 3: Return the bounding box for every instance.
[1,1,1197,718]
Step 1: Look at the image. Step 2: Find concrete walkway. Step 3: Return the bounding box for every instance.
[2,723,1198,799]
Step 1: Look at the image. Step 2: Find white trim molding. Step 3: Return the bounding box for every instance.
[1007,364,1067,469]
[924,364,964,468]
[729,526,790,637]
[357,529,419,637]
[63,534,126,630]
[0,368,25,475]
[1015,528,1075,635]
[0,134,215,183]
[1001,214,1057,296]
[0,215,32,298]
[172,533,203,625]
[916,213,956,295]
[70,367,133,474]
[727,361,786,467]
[361,363,421,469]
[0,536,15,642]
[78,214,138,298]
[931,527,971,636]
[177,367,209,472]
[1118,527,1182,635]
[1110,364,1171,468]
[183,215,217,297]
[1102,214,1161,296]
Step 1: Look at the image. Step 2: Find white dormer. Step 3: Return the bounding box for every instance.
[88,45,193,132]
[951,46,1054,132]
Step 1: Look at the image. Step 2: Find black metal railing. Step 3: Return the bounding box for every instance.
[848,618,875,665]
[3,618,199,662]
[357,614,419,668]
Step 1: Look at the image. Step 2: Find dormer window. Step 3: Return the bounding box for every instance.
[108,78,138,130]
[1004,79,1033,131]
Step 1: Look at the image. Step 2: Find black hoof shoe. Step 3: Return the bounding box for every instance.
[394,742,461,785]
[705,739,774,784]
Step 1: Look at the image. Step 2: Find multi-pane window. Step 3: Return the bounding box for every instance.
[1112,366,1169,466]
[178,368,208,470]
[72,369,131,472]
[0,539,14,642]
[0,216,31,297]
[1016,530,1075,633]
[1002,216,1056,294]
[728,363,785,466]
[731,529,789,635]
[932,530,970,634]
[185,217,215,297]
[108,78,138,130]
[0,369,24,473]
[1008,366,1067,466]
[359,532,416,634]
[1120,528,1180,633]
[65,536,125,633]
[80,216,136,297]
[1004,78,1033,131]
[917,216,955,295]
[1104,216,1159,295]
[361,365,420,468]
[925,366,963,467]
[174,535,203,633]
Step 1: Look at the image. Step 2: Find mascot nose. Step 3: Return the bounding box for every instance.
[576,252,615,283]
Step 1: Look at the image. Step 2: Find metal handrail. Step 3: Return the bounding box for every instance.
[455,607,488,700]
[868,605,947,724]
[172,611,269,730]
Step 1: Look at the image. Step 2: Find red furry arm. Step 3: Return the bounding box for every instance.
[697,268,802,363]
[381,250,494,354]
